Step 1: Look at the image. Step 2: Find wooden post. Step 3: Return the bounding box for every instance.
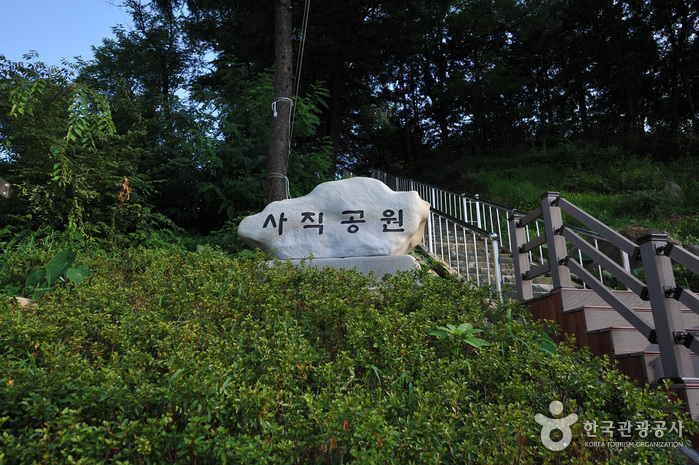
[509,214,533,301]
[267,0,294,204]
[638,234,695,380]
[541,192,572,290]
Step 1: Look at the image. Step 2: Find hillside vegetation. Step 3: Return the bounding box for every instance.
[411,143,699,243]
[0,1,698,462]
[0,245,695,464]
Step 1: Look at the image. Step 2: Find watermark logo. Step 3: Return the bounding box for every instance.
[535,400,579,451]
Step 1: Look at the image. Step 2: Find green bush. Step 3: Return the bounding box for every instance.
[0,247,695,463]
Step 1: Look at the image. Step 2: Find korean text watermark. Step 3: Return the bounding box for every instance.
[535,400,684,452]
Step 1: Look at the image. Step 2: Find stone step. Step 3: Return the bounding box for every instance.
[533,283,554,297]
[425,239,554,297]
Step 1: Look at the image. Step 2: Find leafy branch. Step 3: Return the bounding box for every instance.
[428,322,491,349]
[22,250,91,300]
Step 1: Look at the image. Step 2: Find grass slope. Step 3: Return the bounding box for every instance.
[419,144,699,242]
[0,246,695,464]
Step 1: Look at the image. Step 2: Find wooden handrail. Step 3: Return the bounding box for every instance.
[665,243,699,276]
[510,193,699,383]
[565,258,654,339]
[519,233,547,254]
[516,206,543,229]
[678,290,699,315]
[523,262,551,281]
[561,226,648,298]
[558,197,640,258]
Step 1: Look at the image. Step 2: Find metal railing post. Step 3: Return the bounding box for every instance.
[541,192,573,290]
[491,234,503,302]
[638,234,695,380]
[461,194,469,225]
[427,211,436,254]
[475,194,483,229]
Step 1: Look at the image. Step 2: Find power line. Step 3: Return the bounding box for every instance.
[290,0,311,140]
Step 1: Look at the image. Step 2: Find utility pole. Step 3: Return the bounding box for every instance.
[266,0,294,204]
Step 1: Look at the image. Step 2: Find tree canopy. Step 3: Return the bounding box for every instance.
[1,0,697,238]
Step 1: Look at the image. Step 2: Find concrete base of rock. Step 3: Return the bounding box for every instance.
[275,254,420,277]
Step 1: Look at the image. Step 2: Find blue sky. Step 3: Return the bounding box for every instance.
[0,0,131,67]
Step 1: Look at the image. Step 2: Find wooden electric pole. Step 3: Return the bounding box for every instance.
[266,0,294,204]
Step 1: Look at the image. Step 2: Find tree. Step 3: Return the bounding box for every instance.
[267,0,294,203]
[82,0,222,230]
[649,0,699,142]
[0,55,153,240]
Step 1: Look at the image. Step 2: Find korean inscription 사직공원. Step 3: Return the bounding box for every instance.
[238,177,430,259]
[262,209,405,236]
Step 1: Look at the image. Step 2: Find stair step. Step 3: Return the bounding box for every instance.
[616,352,699,386]
[560,288,646,310]
[671,384,699,422]
[588,326,658,356]
[567,305,699,333]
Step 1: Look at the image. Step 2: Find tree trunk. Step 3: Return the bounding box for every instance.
[267,0,294,204]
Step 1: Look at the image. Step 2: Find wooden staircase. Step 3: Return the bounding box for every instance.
[529,288,699,423]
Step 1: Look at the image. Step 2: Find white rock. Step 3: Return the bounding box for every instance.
[238,177,430,259]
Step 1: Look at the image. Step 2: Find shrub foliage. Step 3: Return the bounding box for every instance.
[0,247,695,464]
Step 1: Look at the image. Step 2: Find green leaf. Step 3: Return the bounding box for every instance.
[456,322,483,336]
[456,322,473,333]
[427,329,448,338]
[66,265,90,285]
[77,264,90,276]
[3,285,22,297]
[236,249,256,258]
[46,250,78,286]
[25,269,46,288]
[539,332,558,355]
[463,337,491,349]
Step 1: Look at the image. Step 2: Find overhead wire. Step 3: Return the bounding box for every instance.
[291,0,311,140]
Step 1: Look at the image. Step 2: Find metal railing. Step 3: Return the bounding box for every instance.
[340,169,507,296]
[368,169,634,291]
[371,169,523,255]
[352,170,505,295]
[511,192,699,382]
[426,208,503,299]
